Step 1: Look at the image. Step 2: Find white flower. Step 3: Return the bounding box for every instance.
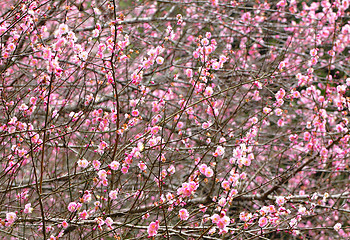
[334,223,342,231]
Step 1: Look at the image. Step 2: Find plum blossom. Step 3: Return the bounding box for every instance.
[179,209,189,220]
[97,141,108,154]
[6,212,17,225]
[202,121,211,129]
[62,221,68,229]
[138,161,147,171]
[24,203,33,214]
[204,86,214,96]
[211,213,230,230]
[276,196,285,206]
[310,48,318,56]
[177,181,198,197]
[147,220,159,237]
[221,180,230,190]
[121,164,129,174]
[213,146,225,157]
[105,217,113,227]
[131,109,139,117]
[199,164,207,174]
[289,217,298,227]
[278,61,286,70]
[95,217,105,227]
[204,167,214,177]
[218,197,226,207]
[109,161,120,170]
[79,210,89,220]
[68,202,79,212]
[156,56,164,64]
[19,103,28,111]
[212,62,220,70]
[275,88,285,100]
[240,211,252,222]
[97,170,107,181]
[185,69,193,78]
[334,223,342,231]
[77,159,89,168]
[201,38,209,46]
[109,190,118,200]
[259,217,268,227]
[93,160,101,170]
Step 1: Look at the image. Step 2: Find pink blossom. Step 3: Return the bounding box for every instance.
[131,109,139,117]
[62,221,68,228]
[79,210,89,219]
[204,86,214,96]
[218,197,226,207]
[205,45,214,54]
[259,217,268,227]
[68,202,78,212]
[79,51,88,61]
[211,214,220,223]
[202,121,211,129]
[275,88,285,100]
[58,23,69,35]
[267,205,276,213]
[263,107,272,114]
[212,214,230,229]
[241,157,251,166]
[278,61,286,71]
[199,164,207,174]
[193,51,199,58]
[147,220,159,237]
[105,217,113,227]
[109,161,120,170]
[274,108,283,116]
[219,55,227,62]
[276,0,287,8]
[310,48,318,56]
[24,203,33,214]
[212,61,220,70]
[334,223,342,231]
[310,56,318,65]
[156,56,164,64]
[77,159,89,168]
[185,69,193,78]
[221,180,230,190]
[138,161,147,171]
[179,209,189,220]
[239,212,252,222]
[6,212,16,225]
[109,190,118,200]
[98,141,108,153]
[177,181,198,197]
[201,38,209,46]
[210,0,218,7]
[150,126,161,135]
[93,160,101,170]
[121,165,129,174]
[289,217,298,227]
[167,165,175,174]
[19,103,28,111]
[95,217,105,227]
[98,170,107,180]
[277,118,285,127]
[276,196,285,206]
[204,167,214,177]
[131,71,141,85]
[213,146,225,157]
[149,136,161,147]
